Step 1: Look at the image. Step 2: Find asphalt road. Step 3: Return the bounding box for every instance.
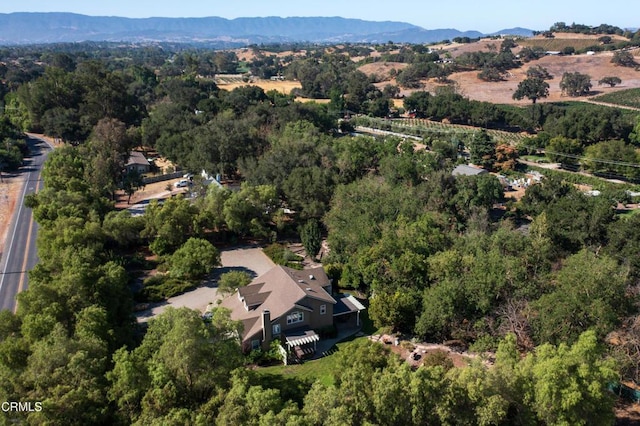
[0,135,52,312]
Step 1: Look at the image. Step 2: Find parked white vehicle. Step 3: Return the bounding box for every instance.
[174,179,189,188]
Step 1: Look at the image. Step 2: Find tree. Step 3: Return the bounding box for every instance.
[583,139,640,180]
[533,250,629,344]
[605,213,640,278]
[598,76,622,87]
[222,183,278,238]
[324,177,422,262]
[121,169,144,203]
[216,371,301,425]
[197,185,232,232]
[382,84,400,99]
[523,330,617,425]
[299,219,322,260]
[170,238,221,280]
[0,138,24,178]
[468,130,497,170]
[107,307,243,424]
[545,136,582,166]
[512,77,549,104]
[84,118,131,199]
[403,91,431,116]
[526,65,553,80]
[102,210,145,248]
[560,71,592,96]
[142,196,200,255]
[598,35,612,44]
[478,66,504,82]
[369,288,422,332]
[282,166,335,219]
[217,271,252,296]
[494,144,518,171]
[518,46,545,62]
[20,320,111,425]
[612,50,637,67]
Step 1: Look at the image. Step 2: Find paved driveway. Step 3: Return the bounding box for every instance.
[135,245,275,322]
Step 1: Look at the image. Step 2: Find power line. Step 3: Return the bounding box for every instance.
[543,150,640,169]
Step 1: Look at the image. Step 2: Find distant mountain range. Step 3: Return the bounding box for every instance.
[0,13,534,46]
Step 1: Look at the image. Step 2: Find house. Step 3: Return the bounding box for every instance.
[452,164,488,176]
[219,265,365,356]
[125,151,151,174]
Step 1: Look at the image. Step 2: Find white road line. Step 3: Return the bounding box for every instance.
[0,169,31,294]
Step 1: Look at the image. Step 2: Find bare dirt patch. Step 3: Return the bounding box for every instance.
[0,177,24,255]
[416,51,640,105]
[387,36,640,105]
[370,334,479,369]
[616,401,640,425]
[358,62,408,82]
[217,78,302,94]
[435,39,510,59]
[232,48,306,62]
[294,97,331,104]
[114,178,189,208]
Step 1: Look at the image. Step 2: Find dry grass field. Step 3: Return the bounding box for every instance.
[357,35,640,106]
[217,79,302,94]
[518,33,630,51]
[358,61,408,80]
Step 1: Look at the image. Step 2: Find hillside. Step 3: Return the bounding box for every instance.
[0,12,532,45]
[447,50,640,105]
[357,35,640,105]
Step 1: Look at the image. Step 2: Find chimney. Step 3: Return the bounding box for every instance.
[262,310,272,344]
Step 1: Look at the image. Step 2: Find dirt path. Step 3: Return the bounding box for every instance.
[368,334,488,369]
[583,98,640,111]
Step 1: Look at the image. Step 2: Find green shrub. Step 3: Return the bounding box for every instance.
[245,341,284,366]
[263,243,303,269]
[139,274,195,302]
[422,350,454,370]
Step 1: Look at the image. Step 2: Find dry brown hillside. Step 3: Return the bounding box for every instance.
[356,34,640,105]
[358,62,408,81]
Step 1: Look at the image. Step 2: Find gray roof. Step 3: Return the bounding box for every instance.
[126,151,150,167]
[452,164,488,176]
[220,265,335,341]
[334,294,366,316]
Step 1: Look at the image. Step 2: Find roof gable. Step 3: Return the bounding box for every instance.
[219,265,336,341]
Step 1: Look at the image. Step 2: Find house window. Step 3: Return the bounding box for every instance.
[286,311,304,325]
[320,304,327,315]
[272,324,281,336]
[251,339,260,350]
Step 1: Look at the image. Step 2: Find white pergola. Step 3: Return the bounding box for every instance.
[285,330,320,350]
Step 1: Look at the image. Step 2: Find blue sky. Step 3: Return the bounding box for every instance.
[0,1,637,33]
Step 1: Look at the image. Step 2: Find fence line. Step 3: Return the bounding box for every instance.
[142,171,183,185]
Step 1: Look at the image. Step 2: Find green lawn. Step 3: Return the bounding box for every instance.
[521,155,548,163]
[255,302,379,387]
[256,310,378,386]
[257,338,358,386]
[617,207,640,218]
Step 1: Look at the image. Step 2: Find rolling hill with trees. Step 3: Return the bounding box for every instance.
[1,24,640,423]
[0,12,529,45]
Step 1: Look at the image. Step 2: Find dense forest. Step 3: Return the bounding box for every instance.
[0,37,640,424]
